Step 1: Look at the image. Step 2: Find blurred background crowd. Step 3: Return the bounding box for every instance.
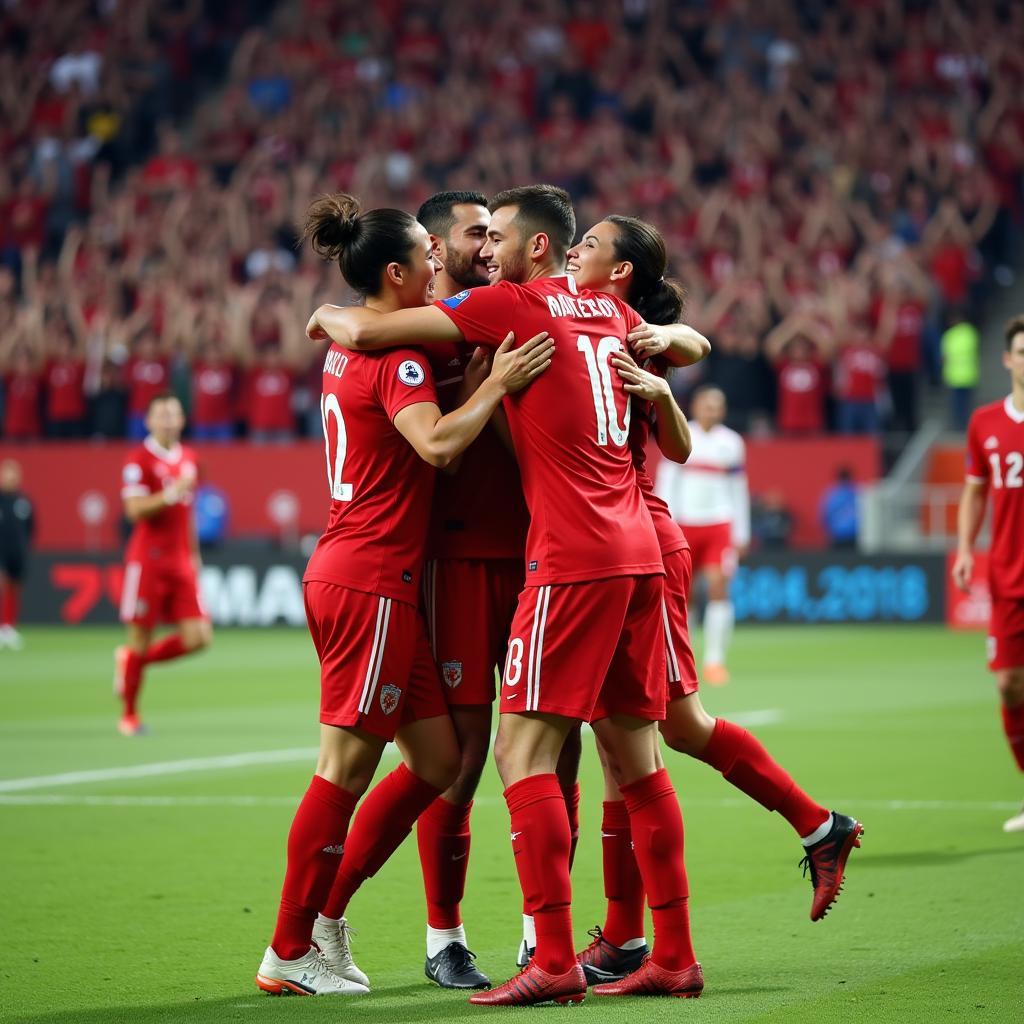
[1,0,1022,443]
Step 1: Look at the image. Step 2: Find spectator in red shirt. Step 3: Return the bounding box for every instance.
[834,321,886,436]
[243,343,296,443]
[189,339,237,442]
[765,311,830,435]
[43,326,86,437]
[1,345,43,441]
[124,332,171,440]
[876,266,931,432]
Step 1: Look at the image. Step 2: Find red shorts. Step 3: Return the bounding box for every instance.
[423,558,523,705]
[119,559,206,628]
[988,596,1024,671]
[304,582,447,741]
[500,575,666,723]
[663,548,699,700]
[684,522,737,576]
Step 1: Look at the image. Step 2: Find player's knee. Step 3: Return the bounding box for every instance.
[183,621,213,652]
[997,670,1024,706]
[660,702,715,756]
[659,720,703,756]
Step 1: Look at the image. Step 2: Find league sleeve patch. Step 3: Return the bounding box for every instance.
[123,463,143,484]
[397,359,426,387]
[440,289,472,309]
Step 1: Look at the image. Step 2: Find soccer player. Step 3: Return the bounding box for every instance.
[953,314,1024,833]
[0,458,34,650]
[565,217,863,985]
[310,184,703,1004]
[412,191,528,989]
[655,385,750,684]
[115,393,212,736]
[255,194,553,997]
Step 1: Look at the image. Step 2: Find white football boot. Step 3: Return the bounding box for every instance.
[255,945,369,996]
[312,915,370,987]
[1003,802,1024,833]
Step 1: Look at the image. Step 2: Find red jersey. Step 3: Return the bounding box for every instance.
[45,358,86,422]
[966,396,1024,598]
[3,372,41,438]
[126,356,170,416]
[191,361,235,427]
[437,275,662,586]
[121,438,198,566]
[303,345,439,604]
[244,366,293,431]
[886,300,925,371]
[630,361,688,557]
[835,343,884,402]
[776,358,827,432]
[426,342,529,560]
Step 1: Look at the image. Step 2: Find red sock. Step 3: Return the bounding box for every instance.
[144,634,190,664]
[1,582,20,626]
[563,781,581,871]
[271,775,357,961]
[620,768,694,971]
[1002,704,1024,772]
[699,718,829,838]
[505,774,575,974]
[322,763,440,919]
[417,797,473,929]
[600,799,646,947]
[122,650,146,716]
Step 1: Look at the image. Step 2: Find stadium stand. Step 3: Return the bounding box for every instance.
[1,0,1021,441]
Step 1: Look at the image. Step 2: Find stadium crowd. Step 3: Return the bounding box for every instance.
[1,0,1022,441]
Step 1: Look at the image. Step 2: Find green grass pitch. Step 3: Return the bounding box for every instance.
[1,625,1022,1023]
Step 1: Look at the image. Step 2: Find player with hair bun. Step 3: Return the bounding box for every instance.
[562,215,863,988]
[254,194,553,997]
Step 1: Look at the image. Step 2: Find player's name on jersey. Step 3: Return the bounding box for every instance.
[324,349,349,379]
[544,294,621,320]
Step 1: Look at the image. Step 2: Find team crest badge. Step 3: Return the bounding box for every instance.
[984,436,999,450]
[379,683,402,715]
[398,359,425,387]
[442,661,463,688]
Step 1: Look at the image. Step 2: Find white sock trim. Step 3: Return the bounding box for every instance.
[427,923,467,959]
[316,913,341,926]
[801,812,834,847]
[522,914,536,947]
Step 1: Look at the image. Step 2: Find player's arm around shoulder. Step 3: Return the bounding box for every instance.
[628,321,711,367]
[307,304,462,351]
[611,350,692,463]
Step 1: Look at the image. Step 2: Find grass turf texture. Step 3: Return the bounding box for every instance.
[1,625,1021,1024]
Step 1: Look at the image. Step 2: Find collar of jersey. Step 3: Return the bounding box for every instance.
[1004,395,1024,424]
[144,436,183,464]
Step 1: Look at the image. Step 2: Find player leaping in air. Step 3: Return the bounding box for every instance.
[310,184,703,1006]
[558,215,863,986]
[953,314,1024,834]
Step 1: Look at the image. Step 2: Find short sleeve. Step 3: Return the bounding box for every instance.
[729,432,747,472]
[375,350,439,422]
[434,283,521,347]
[121,459,151,498]
[965,413,988,483]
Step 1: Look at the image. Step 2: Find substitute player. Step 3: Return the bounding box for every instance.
[564,217,863,987]
[310,184,703,1004]
[255,194,553,997]
[655,385,749,684]
[413,191,528,989]
[953,314,1024,833]
[0,458,34,650]
[115,393,211,736]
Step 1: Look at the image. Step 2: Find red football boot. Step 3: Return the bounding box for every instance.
[592,958,703,998]
[469,962,586,1006]
[800,812,863,921]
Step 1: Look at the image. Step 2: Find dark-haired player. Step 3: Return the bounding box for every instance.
[0,459,34,650]
[411,191,529,988]
[310,184,703,1004]
[115,393,212,736]
[954,314,1024,833]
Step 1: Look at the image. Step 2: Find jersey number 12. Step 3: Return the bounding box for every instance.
[577,335,630,447]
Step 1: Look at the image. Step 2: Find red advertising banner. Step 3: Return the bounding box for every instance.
[945,550,991,631]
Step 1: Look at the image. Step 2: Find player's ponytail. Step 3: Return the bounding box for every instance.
[603,214,686,326]
[302,193,419,297]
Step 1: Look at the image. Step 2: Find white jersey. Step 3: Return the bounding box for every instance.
[655,422,750,546]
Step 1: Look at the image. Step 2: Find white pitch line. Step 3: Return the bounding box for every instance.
[0,747,319,793]
[0,711,784,795]
[0,794,1018,812]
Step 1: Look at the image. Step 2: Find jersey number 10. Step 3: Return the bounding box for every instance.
[577,335,631,447]
[321,392,353,501]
